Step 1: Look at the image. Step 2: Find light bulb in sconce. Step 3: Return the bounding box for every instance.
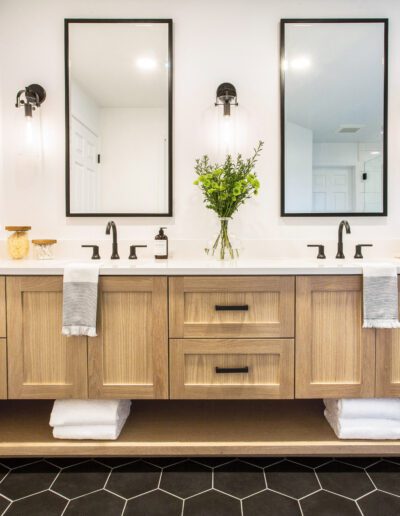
[15,84,46,175]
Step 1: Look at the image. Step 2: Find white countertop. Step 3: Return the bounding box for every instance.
[0,258,399,275]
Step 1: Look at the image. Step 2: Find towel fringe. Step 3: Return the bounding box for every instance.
[363,320,400,329]
[62,326,97,337]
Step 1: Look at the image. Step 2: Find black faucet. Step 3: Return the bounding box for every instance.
[336,220,351,259]
[105,221,120,259]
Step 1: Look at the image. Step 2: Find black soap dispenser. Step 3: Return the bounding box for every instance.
[154,227,168,259]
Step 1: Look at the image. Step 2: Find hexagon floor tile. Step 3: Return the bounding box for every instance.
[0,456,399,515]
[214,459,266,498]
[160,460,212,499]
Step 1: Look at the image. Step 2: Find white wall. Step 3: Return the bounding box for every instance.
[0,0,400,245]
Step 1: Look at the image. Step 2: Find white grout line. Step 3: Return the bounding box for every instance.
[181,498,185,516]
[157,469,163,489]
[355,499,365,515]
[320,488,362,503]
[158,487,185,501]
[68,488,103,501]
[48,488,70,502]
[103,487,127,501]
[266,486,301,502]
[213,487,242,501]
[356,488,377,502]
[121,498,128,516]
[13,489,48,503]
[182,487,212,501]
[240,488,267,501]
[60,499,70,516]
[297,488,322,502]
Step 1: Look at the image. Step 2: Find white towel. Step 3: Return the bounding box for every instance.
[363,263,400,328]
[324,409,400,440]
[62,263,99,337]
[324,398,400,421]
[50,399,131,427]
[53,414,129,441]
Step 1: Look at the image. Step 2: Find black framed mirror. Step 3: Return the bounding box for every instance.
[65,19,173,217]
[281,19,388,217]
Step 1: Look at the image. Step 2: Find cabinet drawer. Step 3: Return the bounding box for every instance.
[170,339,294,399]
[169,277,295,338]
[0,278,5,338]
[0,339,6,399]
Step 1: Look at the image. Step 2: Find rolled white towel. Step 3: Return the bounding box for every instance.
[324,409,400,440]
[50,399,131,427]
[53,412,129,440]
[324,398,400,420]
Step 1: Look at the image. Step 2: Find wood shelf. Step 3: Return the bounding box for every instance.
[1,400,400,457]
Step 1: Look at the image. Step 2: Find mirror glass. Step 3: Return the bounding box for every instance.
[66,20,172,216]
[281,20,387,216]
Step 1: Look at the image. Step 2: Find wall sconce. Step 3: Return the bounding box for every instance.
[215,83,238,116]
[15,83,46,118]
[14,84,46,174]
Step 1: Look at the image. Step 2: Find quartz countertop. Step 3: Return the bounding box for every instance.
[0,258,399,275]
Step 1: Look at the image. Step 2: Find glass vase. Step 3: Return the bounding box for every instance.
[205,217,241,261]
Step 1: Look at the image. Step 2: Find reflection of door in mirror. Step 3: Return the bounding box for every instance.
[66,20,172,216]
[281,19,387,216]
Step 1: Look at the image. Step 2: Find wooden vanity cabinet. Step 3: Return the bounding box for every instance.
[169,276,295,338]
[0,278,6,398]
[7,277,88,399]
[295,276,375,399]
[88,277,168,399]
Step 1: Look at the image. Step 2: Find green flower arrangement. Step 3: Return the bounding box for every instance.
[194,141,264,259]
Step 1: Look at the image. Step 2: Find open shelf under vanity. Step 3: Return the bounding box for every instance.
[1,400,399,457]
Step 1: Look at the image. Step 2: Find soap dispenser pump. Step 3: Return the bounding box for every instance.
[154,227,168,259]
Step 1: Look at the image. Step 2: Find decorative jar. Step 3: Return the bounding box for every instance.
[5,226,31,260]
[32,239,57,260]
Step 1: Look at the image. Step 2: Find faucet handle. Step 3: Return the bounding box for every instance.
[307,244,326,259]
[354,244,373,259]
[82,245,101,260]
[129,245,147,260]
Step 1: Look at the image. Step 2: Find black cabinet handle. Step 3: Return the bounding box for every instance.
[215,305,249,311]
[215,366,249,374]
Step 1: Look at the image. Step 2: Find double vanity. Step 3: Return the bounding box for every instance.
[0,257,399,457]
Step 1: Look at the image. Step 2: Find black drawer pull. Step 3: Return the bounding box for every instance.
[215,366,249,374]
[215,305,249,311]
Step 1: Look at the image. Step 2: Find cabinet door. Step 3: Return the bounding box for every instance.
[296,276,375,398]
[0,340,7,399]
[170,338,294,399]
[170,276,295,338]
[88,277,168,399]
[376,331,400,396]
[7,277,88,399]
[0,277,6,338]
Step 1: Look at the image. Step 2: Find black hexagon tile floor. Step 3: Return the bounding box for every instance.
[0,457,399,515]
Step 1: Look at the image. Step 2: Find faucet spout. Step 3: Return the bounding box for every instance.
[106,221,120,259]
[336,220,351,259]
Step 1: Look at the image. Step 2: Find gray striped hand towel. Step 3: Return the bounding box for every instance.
[62,263,99,336]
[363,264,400,328]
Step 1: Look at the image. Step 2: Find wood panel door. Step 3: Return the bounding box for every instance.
[170,338,294,399]
[88,277,168,399]
[0,340,7,399]
[376,330,400,396]
[296,276,375,399]
[376,279,400,396]
[7,277,88,399]
[169,276,295,338]
[0,277,6,338]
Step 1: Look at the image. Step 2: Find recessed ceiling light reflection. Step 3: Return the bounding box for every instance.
[290,56,312,70]
[136,57,157,71]
[370,151,381,155]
